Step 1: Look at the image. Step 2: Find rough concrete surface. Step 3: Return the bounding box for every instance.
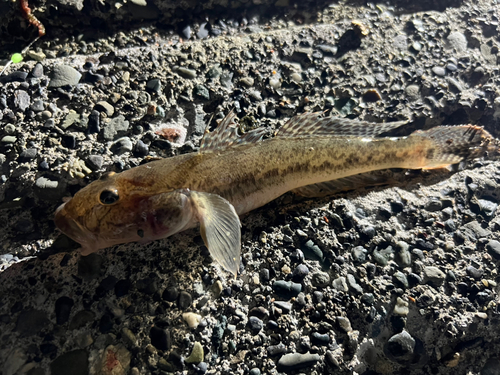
[0,0,500,374]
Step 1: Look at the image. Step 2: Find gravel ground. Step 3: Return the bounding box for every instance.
[1,0,500,374]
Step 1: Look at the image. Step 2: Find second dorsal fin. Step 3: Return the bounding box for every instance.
[276,112,408,138]
[199,111,267,152]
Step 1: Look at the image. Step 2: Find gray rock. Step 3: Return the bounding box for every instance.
[277,352,320,372]
[311,271,330,287]
[14,90,30,111]
[197,23,209,39]
[18,148,37,162]
[86,155,104,171]
[431,66,446,76]
[110,137,133,154]
[423,266,446,287]
[95,101,115,117]
[272,280,302,297]
[248,316,263,332]
[301,240,323,262]
[103,115,130,140]
[385,330,415,362]
[177,67,197,79]
[446,31,468,52]
[347,274,363,294]
[49,65,82,87]
[486,240,500,260]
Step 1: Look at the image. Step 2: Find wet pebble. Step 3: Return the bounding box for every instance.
[194,85,210,100]
[185,342,204,364]
[337,316,352,332]
[146,78,162,93]
[347,274,363,294]
[30,99,44,112]
[88,110,100,133]
[181,25,191,39]
[86,155,103,171]
[311,332,330,345]
[352,246,367,263]
[385,330,415,362]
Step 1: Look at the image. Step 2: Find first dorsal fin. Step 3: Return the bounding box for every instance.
[199,111,267,152]
[276,112,408,138]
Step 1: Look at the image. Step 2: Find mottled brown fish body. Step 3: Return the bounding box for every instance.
[54,112,496,276]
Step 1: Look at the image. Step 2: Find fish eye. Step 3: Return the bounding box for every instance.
[99,189,120,205]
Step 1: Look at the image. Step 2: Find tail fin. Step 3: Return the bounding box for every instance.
[411,125,498,169]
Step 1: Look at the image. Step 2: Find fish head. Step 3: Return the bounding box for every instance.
[54,171,195,254]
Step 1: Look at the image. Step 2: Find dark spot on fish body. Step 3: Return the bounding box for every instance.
[426,148,435,160]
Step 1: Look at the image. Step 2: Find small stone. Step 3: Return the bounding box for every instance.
[432,66,446,76]
[110,137,133,154]
[178,291,192,309]
[394,297,409,316]
[301,240,323,262]
[0,71,28,83]
[133,140,149,156]
[88,110,100,133]
[466,265,484,279]
[405,85,420,100]
[272,280,302,297]
[352,246,367,263]
[393,271,409,289]
[311,271,330,287]
[49,65,82,87]
[177,67,197,79]
[30,99,44,112]
[14,90,30,111]
[182,312,202,329]
[185,342,204,364]
[337,316,352,332]
[146,78,162,93]
[162,286,179,301]
[62,134,76,149]
[446,31,468,52]
[332,276,348,292]
[291,264,309,282]
[95,101,114,117]
[194,85,210,100]
[311,332,330,345]
[196,23,209,39]
[277,352,320,372]
[486,240,500,260]
[423,266,446,287]
[86,155,104,171]
[103,115,130,141]
[18,148,37,162]
[31,62,44,77]
[248,316,264,332]
[240,77,254,87]
[1,136,16,144]
[150,326,171,351]
[385,330,415,362]
[347,274,363,294]
[181,24,192,39]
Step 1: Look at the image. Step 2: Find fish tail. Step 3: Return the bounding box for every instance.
[411,125,498,169]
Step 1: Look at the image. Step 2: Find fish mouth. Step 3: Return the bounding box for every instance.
[54,201,98,252]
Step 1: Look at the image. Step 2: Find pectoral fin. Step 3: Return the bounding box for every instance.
[189,191,241,277]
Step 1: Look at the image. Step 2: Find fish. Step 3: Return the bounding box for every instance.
[54,112,498,277]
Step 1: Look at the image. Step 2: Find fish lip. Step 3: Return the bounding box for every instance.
[54,201,98,251]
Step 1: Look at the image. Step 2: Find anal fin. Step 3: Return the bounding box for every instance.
[189,191,241,277]
[292,170,400,197]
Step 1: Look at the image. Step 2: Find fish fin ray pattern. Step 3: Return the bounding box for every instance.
[277,112,408,138]
[190,191,241,277]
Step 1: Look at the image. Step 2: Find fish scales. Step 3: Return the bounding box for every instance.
[54,112,498,276]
